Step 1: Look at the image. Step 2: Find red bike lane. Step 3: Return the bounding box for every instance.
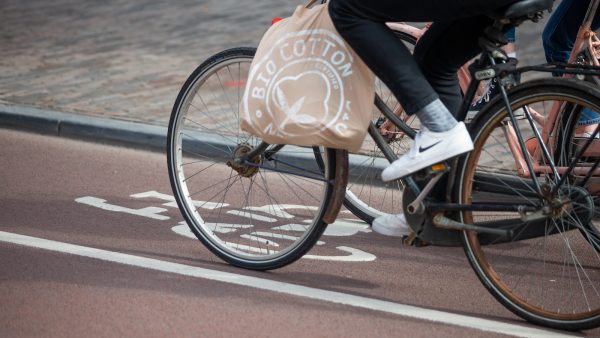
[0,129,588,337]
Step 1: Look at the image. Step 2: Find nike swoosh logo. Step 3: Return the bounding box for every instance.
[419,141,442,153]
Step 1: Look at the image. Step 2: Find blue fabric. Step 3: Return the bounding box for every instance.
[542,0,600,125]
[505,27,516,43]
[580,107,600,125]
[542,0,600,63]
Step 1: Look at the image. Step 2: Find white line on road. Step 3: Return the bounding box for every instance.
[0,231,577,338]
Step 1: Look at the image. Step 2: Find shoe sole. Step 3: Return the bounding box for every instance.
[381,146,473,182]
[372,224,407,237]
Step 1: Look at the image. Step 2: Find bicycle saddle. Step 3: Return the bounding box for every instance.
[492,0,554,19]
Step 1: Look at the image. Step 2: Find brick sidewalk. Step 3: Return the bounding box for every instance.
[0,0,296,126]
[0,0,548,128]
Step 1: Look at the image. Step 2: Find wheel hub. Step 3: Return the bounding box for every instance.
[550,185,595,224]
[227,143,262,178]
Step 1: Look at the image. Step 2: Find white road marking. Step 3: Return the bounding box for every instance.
[172,224,373,261]
[130,191,227,210]
[171,223,198,239]
[244,205,309,219]
[0,231,576,338]
[239,234,281,247]
[226,210,277,223]
[172,222,253,237]
[75,196,170,220]
[248,231,326,246]
[271,223,308,231]
[304,246,377,262]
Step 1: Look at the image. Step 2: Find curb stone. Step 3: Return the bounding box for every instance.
[0,104,388,180]
[0,104,167,150]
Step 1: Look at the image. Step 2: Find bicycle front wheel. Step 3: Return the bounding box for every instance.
[167,48,344,270]
[456,78,600,330]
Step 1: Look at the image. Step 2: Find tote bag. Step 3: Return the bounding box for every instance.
[240,3,375,152]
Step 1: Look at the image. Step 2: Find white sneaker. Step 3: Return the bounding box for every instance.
[381,122,473,181]
[575,123,599,139]
[372,213,411,237]
[575,132,600,139]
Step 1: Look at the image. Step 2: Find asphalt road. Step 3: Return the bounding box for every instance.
[1,128,596,338]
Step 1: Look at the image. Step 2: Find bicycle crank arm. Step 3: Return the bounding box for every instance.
[432,214,513,237]
[406,170,445,214]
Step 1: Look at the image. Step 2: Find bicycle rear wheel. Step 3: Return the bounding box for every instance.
[167,48,346,270]
[456,78,600,330]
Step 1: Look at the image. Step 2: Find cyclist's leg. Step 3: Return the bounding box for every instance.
[328,0,515,117]
[413,18,492,115]
[542,0,600,129]
[328,0,435,116]
[542,0,600,64]
[410,19,494,210]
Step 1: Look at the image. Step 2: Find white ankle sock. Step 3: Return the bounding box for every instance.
[415,99,458,132]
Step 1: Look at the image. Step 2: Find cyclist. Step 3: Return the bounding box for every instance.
[544,0,600,136]
[543,0,600,65]
[475,0,600,130]
[328,0,545,236]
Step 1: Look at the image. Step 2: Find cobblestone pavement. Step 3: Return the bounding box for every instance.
[0,0,549,127]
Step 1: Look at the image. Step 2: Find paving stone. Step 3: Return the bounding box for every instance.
[0,0,548,128]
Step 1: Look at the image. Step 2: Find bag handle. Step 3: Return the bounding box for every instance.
[305,0,320,8]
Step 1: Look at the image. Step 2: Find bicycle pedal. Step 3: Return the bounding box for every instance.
[414,163,449,180]
[402,232,429,247]
[429,163,449,173]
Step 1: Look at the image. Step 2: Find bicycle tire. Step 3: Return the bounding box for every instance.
[456,78,600,330]
[167,47,344,270]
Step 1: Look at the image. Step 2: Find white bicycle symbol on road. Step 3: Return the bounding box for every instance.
[75,190,376,262]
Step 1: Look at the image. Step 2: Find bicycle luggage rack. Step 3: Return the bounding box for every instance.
[519,62,600,77]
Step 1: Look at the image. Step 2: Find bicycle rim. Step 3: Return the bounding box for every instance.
[167,48,336,270]
[458,79,600,330]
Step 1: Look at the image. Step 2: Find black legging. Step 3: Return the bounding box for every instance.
[328,0,518,116]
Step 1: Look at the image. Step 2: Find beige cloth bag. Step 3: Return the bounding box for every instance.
[240,2,375,152]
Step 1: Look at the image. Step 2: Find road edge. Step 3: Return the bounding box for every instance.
[0,104,167,150]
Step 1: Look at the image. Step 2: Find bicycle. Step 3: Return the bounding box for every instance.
[168,0,600,330]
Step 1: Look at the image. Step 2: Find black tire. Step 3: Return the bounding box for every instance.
[456,78,600,330]
[167,47,341,270]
